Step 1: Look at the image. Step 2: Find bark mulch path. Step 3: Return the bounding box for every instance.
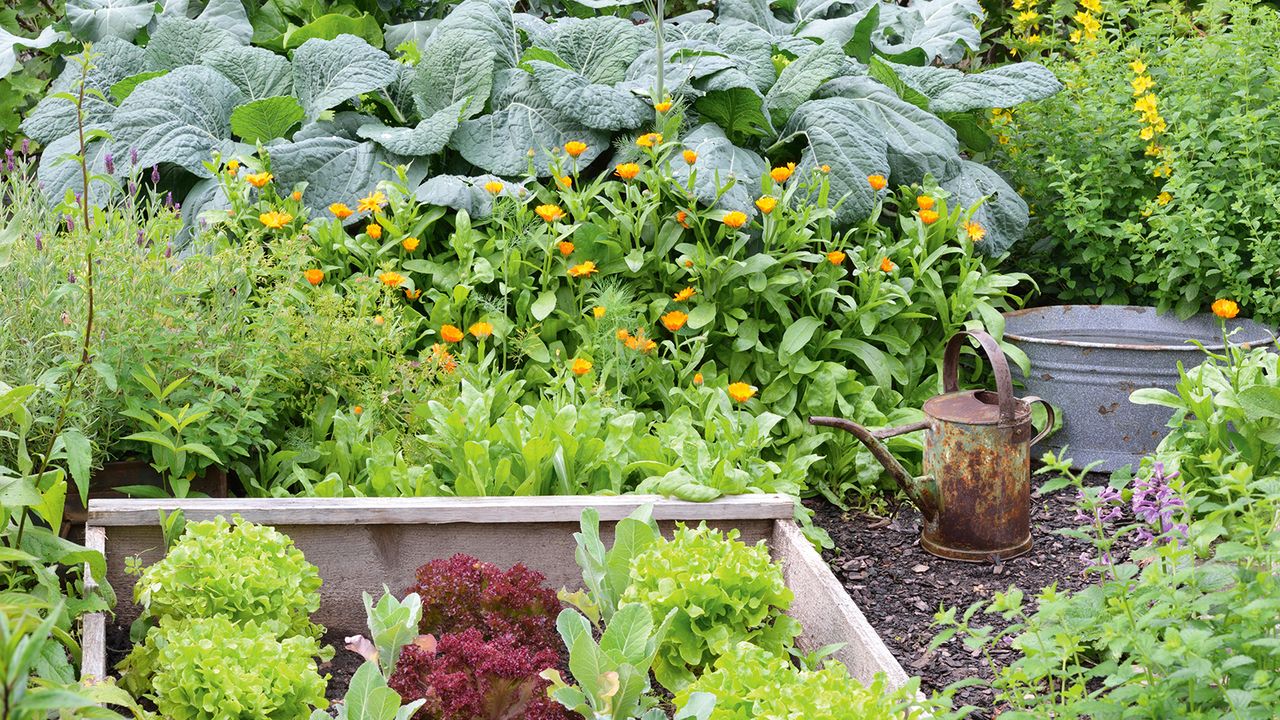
[809,475,1134,716]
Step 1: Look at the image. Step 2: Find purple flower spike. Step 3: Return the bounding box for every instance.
[34,232,43,251]
[136,229,145,247]
[21,139,30,155]
[151,165,160,184]
[68,270,77,284]
[164,242,173,258]
[130,147,138,166]
[104,151,115,175]
[1130,462,1187,546]
[128,181,137,196]
[164,191,173,208]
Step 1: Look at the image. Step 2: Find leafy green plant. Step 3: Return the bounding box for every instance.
[621,523,799,690]
[563,504,659,626]
[129,514,324,640]
[327,588,430,720]
[317,660,427,720]
[118,367,222,497]
[120,615,329,720]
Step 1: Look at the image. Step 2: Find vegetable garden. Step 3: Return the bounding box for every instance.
[3,0,1280,717]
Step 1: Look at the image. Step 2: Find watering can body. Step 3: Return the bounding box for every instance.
[812,330,1053,563]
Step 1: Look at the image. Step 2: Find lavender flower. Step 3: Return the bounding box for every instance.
[4,148,13,171]
[130,147,138,166]
[136,229,145,247]
[68,270,77,284]
[21,139,30,155]
[1131,462,1187,545]
[64,216,74,233]
[164,242,172,258]
[151,165,160,184]
[164,191,173,208]
[104,151,115,175]
[128,181,137,196]
[34,232,43,251]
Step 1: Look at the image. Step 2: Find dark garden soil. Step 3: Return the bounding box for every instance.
[809,473,1136,716]
[319,631,365,702]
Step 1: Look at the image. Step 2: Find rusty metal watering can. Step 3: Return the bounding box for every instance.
[811,330,1054,563]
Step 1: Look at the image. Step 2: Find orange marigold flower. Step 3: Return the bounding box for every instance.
[636,132,663,148]
[673,286,696,302]
[683,259,693,268]
[821,164,831,173]
[571,358,593,376]
[722,211,748,228]
[676,210,690,228]
[367,223,383,239]
[963,221,986,242]
[259,210,293,229]
[291,190,303,201]
[557,175,572,188]
[225,159,240,175]
[827,250,846,266]
[867,174,887,190]
[661,310,688,332]
[245,171,272,188]
[568,260,598,278]
[920,209,939,225]
[353,405,363,415]
[374,315,385,327]
[1212,299,1239,319]
[558,240,574,256]
[880,257,896,273]
[727,382,757,403]
[693,372,703,385]
[917,195,935,211]
[615,163,640,180]
[402,237,420,252]
[655,98,673,113]
[770,164,795,183]
[304,268,324,285]
[564,141,588,157]
[640,339,657,353]
[469,321,493,339]
[592,305,606,319]
[755,196,778,214]
[357,191,387,213]
[405,288,423,300]
[329,203,354,219]
[616,328,632,341]
[484,180,504,194]
[682,149,698,165]
[536,204,565,223]
[441,324,465,343]
[378,271,404,287]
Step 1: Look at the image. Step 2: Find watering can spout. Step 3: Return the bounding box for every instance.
[809,416,938,519]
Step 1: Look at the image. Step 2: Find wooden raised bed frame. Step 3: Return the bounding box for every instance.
[81,494,907,692]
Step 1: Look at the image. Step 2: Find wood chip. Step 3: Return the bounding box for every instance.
[912,563,930,573]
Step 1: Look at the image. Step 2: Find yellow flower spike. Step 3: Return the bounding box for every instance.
[441,325,464,343]
[484,180,504,195]
[1212,299,1239,319]
[727,382,757,403]
[258,210,293,229]
[402,237,420,252]
[1130,59,1147,75]
[245,171,272,188]
[366,223,383,239]
[673,287,696,302]
[615,163,640,181]
[661,311,688,332]
[682,149,698,165]
[755,196,778,214]
[378,271,405,287]
[564,141,588,157]
[357,191,386,213]
[722,211,748,228]
[536,204,565,222]
[571,358,593,376]
[1157,191,1172,206]
[304,268,324,285]
[469,321,494,339]
[568,260,598,278]
[329,203,353,219]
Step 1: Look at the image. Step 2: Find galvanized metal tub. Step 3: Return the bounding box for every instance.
[1003,305,1276,472]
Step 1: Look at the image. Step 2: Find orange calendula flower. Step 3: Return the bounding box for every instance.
[536,204,565,223]
[683,259,693,268]
[329,203,354,219]
[920,209,940,225]
[304,268,324,285]
[616,328,632,341]
[592,306,606,319]
[755,196,778,214]
[1212,299,1239,319]
[640,339,657,353]
[727,382,757,403]
[557,175,572,188]
[682,149,698,165]
[469,321,493,339]
[558,240,574,256]
[964,222,986,242]
[821,164,831,173]
[693,372,703,385]
[225,159,240,175]
[655,98,673,113]
[661,311,688,332]
[405,288,422,300]
[378,271,404,287]
[568,260,598,278]
[564,141,588,157]
[827,250,846,266]
[402,237,420,252]
[484,180,504,195]
[353,405,363,415]
[245,171,272,188]
[722,211,748,228]
[367,223,383,239]
[357,191,386,213]
[917,195,935,211]
[291,190,303,201]
[673,287,696,302]
[867,174,887,190]
[615,163,640,180]
[676,210,690,228]
[770,164,795,183]
[571,358,593,376]
[374,315,385,327]
[879,257,896,273]
[259,211,293,229]
[636,132,663,148]
[441,324,465,343]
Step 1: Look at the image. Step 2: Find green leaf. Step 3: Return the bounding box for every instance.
[345,661,401,720]
[939,159,1028,255]
[411,32,495,120]
[687,303,717,330]
[527,61,648,132]
[670,123,766,215]
[0,26,64,80]
[1237,385,1280,420]
[694,87,770,145]
[203,44,294,101]
[67,0,155,42]
[780,316,823,359]
[600,602,653,662]
[358,100,467,156]
[109,65,242,178]
[538,16,648,85]
[292,34,399,121]
[884,60,1063,113]
[144,16,241,72]
[384,20,438,54]
[873,0,983,64]
[819,76,958,182]
[764,43,844,129]
[21,38,145,145]
[531,290,558,321]
[231,96,305,143]
[413,174,516,218]
[61,428,92,506]
[109,70,168,103]
[275,13,384,52]
[774,98,890,225]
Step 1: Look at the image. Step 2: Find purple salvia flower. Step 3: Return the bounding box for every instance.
[104,151,115,175]
[151,165,160,184]
[164,242,172,258]
[1130,462,1186,546]
[34,232,43,251]
[128,180,137,196]
[130,147,138,166]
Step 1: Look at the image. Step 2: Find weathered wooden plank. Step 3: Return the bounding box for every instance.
[773,519,908,687]
[81,525,107,682]
[85,494,795,526]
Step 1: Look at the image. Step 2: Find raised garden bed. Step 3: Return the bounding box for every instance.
[80,494,908,699]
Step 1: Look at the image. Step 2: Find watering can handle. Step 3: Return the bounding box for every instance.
[1023,396,1056,446]
[943,330,1018,426]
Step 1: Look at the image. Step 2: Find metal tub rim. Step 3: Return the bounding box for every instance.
[1003,305,1276,352]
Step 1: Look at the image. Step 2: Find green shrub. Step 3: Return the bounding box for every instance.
[997,0,1280,319]
[621,523,798,690]
[132,515,323,639]
[120,616,328,720]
